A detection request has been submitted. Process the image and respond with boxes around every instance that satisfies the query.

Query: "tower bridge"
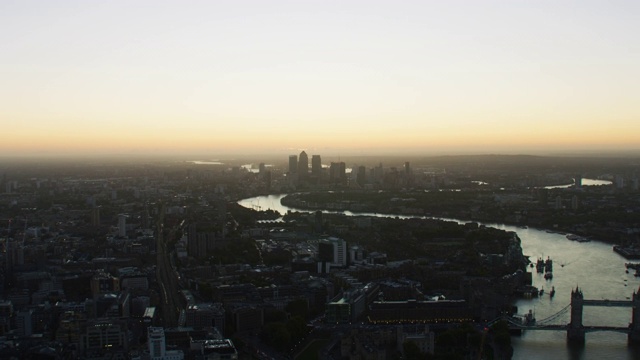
[567,286,640,344]
[491,286,640,345]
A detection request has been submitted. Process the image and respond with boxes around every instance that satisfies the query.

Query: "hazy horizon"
[2,1,639,156]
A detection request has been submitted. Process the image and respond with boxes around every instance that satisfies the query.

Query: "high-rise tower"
[311,155,322,177]
[288,155,298,174]
[298,151,308,179]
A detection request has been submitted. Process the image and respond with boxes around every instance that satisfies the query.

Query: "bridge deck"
[583,299,633,307]
[509,324,631,334]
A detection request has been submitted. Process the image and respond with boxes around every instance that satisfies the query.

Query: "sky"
[1,0,639,157]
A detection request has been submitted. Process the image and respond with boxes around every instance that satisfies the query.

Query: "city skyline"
[2,1,640,157]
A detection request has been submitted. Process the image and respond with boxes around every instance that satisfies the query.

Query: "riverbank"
[238,193,640,359]
[276,191,630,246]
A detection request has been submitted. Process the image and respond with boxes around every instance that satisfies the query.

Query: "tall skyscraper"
[289,155,298,174]
[298,151,309,178]
[311,155,322,177]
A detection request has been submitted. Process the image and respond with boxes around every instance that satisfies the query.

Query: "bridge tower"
[630,286,640,344]
[567,286,585,344]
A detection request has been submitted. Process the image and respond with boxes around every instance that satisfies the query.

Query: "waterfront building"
[555,196,562,210]
[368,299,472,324]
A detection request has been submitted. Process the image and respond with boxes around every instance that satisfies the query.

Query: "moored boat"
[545,257,553,272]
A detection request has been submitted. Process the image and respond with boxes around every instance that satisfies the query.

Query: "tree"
[286,299,309,320]
[403,341,425,360]
[262,322,291,351]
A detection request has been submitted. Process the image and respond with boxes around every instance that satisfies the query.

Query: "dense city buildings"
[0,154,639,358]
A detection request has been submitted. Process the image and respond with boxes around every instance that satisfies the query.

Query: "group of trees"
[261,299,310,352]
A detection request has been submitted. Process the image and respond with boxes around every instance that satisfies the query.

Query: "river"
[238,194,639,359]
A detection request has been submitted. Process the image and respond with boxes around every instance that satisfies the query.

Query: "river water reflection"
[238,194,638,359]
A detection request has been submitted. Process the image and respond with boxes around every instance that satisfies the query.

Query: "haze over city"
[2,0,640,157]
[3,3,640,357]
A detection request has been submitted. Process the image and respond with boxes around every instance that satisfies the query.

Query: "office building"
[318,237,348,272]
[118,214,128,238]
[311,155,322,177]
[16,309,33,337]
[83,319,128,355]
[90,271,120,298]
[148,326,184,360]
[298,151,308,178]
[199,339,238,360]
[186,303,225,333]
[356,166,366,187]
[330,162,346,184]
[288,155,298,174]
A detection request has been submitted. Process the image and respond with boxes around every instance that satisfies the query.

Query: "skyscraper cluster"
[287,151,329,185]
